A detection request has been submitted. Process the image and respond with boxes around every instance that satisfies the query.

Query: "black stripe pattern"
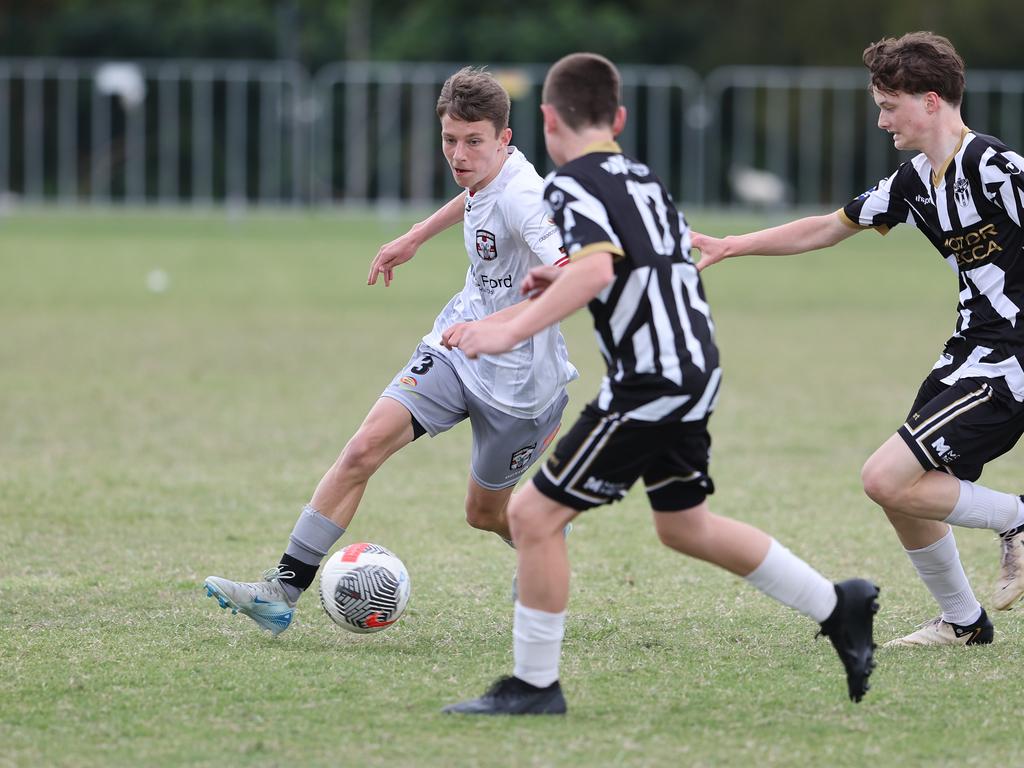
[843,131,1024,400]
[543,150,720,423]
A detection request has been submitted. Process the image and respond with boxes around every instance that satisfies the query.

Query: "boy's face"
[440,115,511,193]
[872,87,931,151]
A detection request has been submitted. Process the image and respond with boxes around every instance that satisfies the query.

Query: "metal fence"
[2,57,1024,209]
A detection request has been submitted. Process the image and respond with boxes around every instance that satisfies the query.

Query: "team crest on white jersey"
[953,177,971,207]
[475,229,497,261]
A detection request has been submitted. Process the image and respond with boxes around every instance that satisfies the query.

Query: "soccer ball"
[319,543,411,633]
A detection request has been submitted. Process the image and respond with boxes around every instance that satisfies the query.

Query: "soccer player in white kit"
[203,67,577,636]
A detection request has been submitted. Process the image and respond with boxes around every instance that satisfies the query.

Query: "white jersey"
[423,147,578,418]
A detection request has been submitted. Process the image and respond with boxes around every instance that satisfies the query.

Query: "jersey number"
[410,354,435,375]
[626,180,674,256]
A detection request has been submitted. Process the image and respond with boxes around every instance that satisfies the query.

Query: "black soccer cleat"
[442,676,567,715]
[817,578,880,703]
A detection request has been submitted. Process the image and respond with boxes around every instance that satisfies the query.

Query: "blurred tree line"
[1,0,1022,71]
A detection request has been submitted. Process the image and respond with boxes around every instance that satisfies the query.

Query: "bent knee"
[335,434,388,479]
[655,510,711,554]
[465,500,502,531]
[507,500,564,544]
[861,457,904,508]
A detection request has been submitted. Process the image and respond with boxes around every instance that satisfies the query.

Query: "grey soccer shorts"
[899,372,1024,481]
[382,343,568,490]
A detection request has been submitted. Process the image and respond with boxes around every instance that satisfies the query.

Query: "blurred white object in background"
[729,165,789,207]
[146,269,170,294]
[95,62,146,110]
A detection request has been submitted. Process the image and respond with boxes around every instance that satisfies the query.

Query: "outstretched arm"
[367,192,466,286]
[691,212,860,271]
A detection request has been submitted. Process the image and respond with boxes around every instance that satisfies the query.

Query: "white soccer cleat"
[203,567,297,636]
[883,609,993,647]
[993,525,1024,611]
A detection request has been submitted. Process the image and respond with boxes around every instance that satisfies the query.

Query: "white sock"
[905,528,981,626]
[945,480,1022,534]
[743,538,838,624]
[512,601,565,688]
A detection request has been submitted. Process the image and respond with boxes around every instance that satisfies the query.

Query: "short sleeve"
[842,167,915,235]
[544,172,625,261]
[502,181,568,266]
[980,148,1024,229]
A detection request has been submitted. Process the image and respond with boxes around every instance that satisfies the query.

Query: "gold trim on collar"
[931,126,971,187]
[581,140,622,155]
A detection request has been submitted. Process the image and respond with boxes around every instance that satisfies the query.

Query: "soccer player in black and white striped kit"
[444,52,879,715]
[694,32,1024,647]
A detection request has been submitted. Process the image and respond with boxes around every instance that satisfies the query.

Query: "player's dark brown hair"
[542,53,620,130]
[863,32,965,106]
[436,67,510,134]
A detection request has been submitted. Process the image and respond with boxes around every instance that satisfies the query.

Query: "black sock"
[278,553,319,592]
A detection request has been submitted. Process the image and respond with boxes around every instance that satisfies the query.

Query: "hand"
[520,264,563,298]
[441,321,472,350]
[368,232,420,287]
[449,322,518,359]
[690,231,729,272]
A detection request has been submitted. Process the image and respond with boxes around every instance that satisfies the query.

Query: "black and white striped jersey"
[841,129,1024,401]
[543,141,720,424]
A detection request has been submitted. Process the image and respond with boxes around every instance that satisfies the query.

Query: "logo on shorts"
[510,443,537,472]
[399,376,417,387]
[931,436,959,463]
[476,229,497,261]
[582,476,628,499]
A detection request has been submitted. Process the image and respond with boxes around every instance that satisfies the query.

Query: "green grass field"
[2,210,1022,767]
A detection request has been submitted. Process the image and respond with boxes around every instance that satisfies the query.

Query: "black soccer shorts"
[531,402,715,512]
[898,373,1024,481]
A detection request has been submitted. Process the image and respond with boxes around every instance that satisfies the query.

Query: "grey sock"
[285,504,346,565]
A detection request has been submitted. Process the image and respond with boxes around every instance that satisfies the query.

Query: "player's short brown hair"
[863,32,965,106]
[436,67,510,135]
[542,52,620,131]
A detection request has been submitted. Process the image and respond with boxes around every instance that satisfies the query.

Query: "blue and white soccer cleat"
[203,567,297,636]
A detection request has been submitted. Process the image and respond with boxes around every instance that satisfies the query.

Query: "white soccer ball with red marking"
[319,543,411,634]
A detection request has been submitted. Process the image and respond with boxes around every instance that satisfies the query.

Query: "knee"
[507,500,549,546]
[507,500,529,539]
[861,456,905,509]
[655,512,708,555]
[656,525,691,554]
[333,432,387,483]
[465,497,503,532]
